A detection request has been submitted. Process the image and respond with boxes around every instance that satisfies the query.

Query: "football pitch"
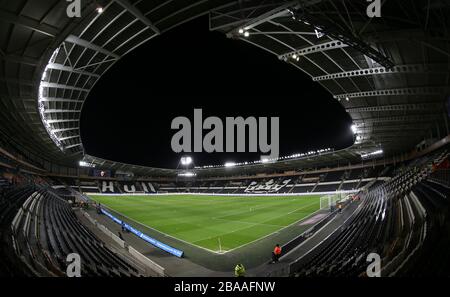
[89,194,321,252]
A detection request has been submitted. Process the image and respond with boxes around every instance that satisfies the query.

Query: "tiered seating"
[313,183,339,192]
[6,186,144,277]
[0,185,36,276]
[323,171,345,182]
[347,168,364,180]
[290,149,448,277]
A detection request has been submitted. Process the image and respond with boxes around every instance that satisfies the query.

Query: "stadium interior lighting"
[351,124,358,134]
[244,31,250,37]
[360,149,384,159]
[96,7,104,14]
[39,46,64,151]
[238,28,244,34]
[178,172,196,177]
[180,156,193,166]
[79,161,95,168]
[346,97,350,101]
[261,157,271,163]
[194,148,333,169]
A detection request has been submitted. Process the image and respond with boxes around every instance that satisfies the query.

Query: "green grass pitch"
[89,194,321,252]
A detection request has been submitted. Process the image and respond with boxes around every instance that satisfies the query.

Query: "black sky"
[80,16,353,169]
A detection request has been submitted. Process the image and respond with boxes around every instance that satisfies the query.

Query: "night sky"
[80,16,353,169]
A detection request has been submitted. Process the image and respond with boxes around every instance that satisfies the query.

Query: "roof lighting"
[79,161,95,168]
[178,172,196,177]
[360,149,383,159]
[261,157,271,163]
[193,148,333,169]
[39,46,64,151]
[180,156,193,166]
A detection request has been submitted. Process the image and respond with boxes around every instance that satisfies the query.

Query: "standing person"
[234,263,245,277]
[271,244,282,263]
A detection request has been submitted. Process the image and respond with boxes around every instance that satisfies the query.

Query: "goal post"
[320,193,344,210]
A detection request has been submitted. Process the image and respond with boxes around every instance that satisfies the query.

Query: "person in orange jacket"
[271,244,282,263]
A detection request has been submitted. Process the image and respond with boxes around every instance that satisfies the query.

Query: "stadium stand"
[1,142,449,277]
[0,177,147,276]
[1,0,450,278]
[289,149,449,277]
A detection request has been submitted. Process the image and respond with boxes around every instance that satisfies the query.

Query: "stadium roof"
[0,0,449,175]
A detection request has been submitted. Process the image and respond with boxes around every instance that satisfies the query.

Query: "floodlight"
[178,172,196,177]
[79,161,95,168]
[261,157,270,163]
[224,162,236,168]
[180,156,193,166]
[96,7,104,14]
[244,31,250,37]
[238,28,244,34]
[360,149,383,159]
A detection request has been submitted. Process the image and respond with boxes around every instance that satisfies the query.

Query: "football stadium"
[1,0,450,282]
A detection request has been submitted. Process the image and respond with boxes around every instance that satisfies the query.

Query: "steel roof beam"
[335,87,447,100]
[279,40,348,60]
[313,64,437,82]
[113,0,160,34]
[43,109,81,114]
[232,2,293,32]
[354,114,440,124]
[46,63,100,78]
[59,135,80,141]
[38,97,81,103]
[1,55,39,66]
[65,143,82,149]
[347,103,443,113]
[40,82,89,92]
[65,35,120,59]
[46,119,79,124]
[0,9,58,37]
[52,127,79,133]
[356,126,430,133]
[0,77,36,87]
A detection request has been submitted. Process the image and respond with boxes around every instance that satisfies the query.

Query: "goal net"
[320,193,344,210]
